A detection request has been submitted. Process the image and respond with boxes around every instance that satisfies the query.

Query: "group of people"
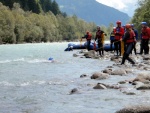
[82,20,150,65]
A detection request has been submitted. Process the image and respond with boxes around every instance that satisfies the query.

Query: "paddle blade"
[121,41,124,56]
[93,42,96,50]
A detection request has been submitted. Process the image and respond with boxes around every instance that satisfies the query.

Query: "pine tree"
[51,0,61,15]
[27,0,41,13]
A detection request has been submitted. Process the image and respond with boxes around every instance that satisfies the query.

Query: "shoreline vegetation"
[0,0,150,45]
[0,1,116,45]
[0,2,98,44]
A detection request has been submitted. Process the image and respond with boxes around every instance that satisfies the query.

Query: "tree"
[51,0,61,15]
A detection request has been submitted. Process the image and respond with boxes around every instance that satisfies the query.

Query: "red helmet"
[116,21,121,24]
[125,24,131,29]
[86,31,89,34]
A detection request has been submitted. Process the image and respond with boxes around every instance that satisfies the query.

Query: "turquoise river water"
[0,43,150,113]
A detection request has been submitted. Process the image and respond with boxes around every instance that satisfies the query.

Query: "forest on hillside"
[0,0,148,44]
[0,0,62,15]
[0,1,98,44]
[0,0,115,44]
[131,0,150,32]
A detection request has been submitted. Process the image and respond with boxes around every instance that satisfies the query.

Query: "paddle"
[93,41,96,50]
[121,40,125,56]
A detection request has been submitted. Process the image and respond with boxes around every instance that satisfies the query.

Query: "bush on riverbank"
[0,2,98,44]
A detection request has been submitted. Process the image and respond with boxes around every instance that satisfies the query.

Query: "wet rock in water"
[111,69,126,76]
[107,66,113,68]
[137,84,150,90]
[143,55,150,60]
[80,74,88,78]
[73,54,78,57]
[91,72,109,80]
[107,84,121,89]
[115,105,150,113]
[125,68,134,74]
[102,68,112,75]
[138,63,146,68]
[143,66,150,71]
[79,50,86,54]
[84,50,97,58]
[69,88,78,94]
[133,72,150,83]
[93,83,107,89]
[118,81,127,84]
[122,91,136,95]
[110,56,119,61]
[131,81,144,86]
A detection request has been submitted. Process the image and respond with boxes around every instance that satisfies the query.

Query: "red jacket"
[86,34,92,40]
[141,27,150,39]
[126,30,135,43]
[114,27,124,40]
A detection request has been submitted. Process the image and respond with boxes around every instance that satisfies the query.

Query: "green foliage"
[0,3,99,44]
[131,0,150,32]
[0,0,61,15]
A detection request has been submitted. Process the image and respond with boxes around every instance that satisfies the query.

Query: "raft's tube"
[65,42,115,51]
[68,43,86,49]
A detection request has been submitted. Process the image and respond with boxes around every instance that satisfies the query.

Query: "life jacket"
[96,30,103,40]
[86,34,92,40]
[141,27,150,39]
[126,30,135,43]
[114,27,124,40]
[110,31,115,41]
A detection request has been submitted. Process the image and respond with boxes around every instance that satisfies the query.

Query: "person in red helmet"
[114,21,124,56]
[82,31,92,51]
[140,22,150,54]
[121,24,135,65]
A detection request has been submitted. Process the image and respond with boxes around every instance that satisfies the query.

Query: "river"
[0,43,150,113]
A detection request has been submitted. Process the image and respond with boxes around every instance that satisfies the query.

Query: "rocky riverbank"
[71,47,150,113]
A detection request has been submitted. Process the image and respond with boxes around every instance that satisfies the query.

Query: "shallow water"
[0,43,150,113]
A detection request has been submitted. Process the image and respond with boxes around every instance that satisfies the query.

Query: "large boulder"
[143,55,150,60]
[133,72,150,82]
[84,50,97,58]
[93,83,107,89]
[116,105,150,113]
[111,69,126,75]
[91,72,109,80]
[102,68,112,75]
[125,68,134,74]
[137,84,150,90]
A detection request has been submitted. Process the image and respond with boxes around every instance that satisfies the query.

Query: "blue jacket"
[132,29,138,40]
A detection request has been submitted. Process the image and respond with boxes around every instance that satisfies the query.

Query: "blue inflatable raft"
[64,42,115,51]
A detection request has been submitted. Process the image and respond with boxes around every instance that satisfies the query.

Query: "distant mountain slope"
[55,0,131,26]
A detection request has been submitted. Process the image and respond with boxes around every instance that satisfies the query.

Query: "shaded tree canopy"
[0,0,61,15]
[131,0,150,31]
